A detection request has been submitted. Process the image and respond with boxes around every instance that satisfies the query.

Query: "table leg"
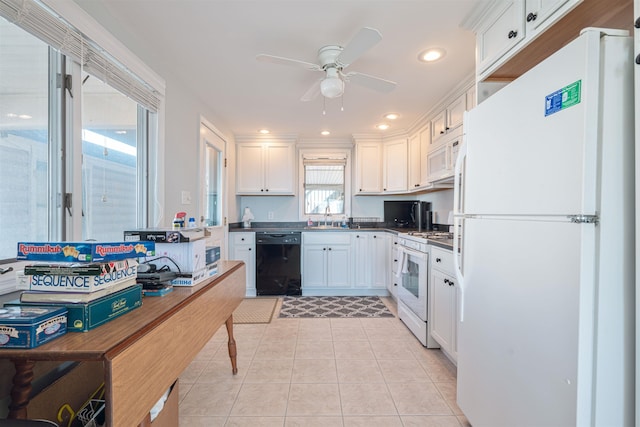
[225,315,238,375]
[8,359,35,419]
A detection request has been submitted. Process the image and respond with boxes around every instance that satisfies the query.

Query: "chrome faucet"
[324,205,332,226]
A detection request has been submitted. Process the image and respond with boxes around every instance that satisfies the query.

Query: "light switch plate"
[181,190,191,204]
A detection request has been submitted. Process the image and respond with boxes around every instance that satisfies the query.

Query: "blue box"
[6,285,143,332]
[17,241,155,262]
[0,306,67,348]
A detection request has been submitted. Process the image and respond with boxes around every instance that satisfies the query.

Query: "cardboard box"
[170,264,217,287]
[0,306,67,348]
[150,381,178,427]
[16,241,155,262]
[151,239,206,273]
[124,227,205,243]
[6,284,143,332]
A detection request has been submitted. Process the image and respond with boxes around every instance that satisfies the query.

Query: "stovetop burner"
[406,231,453,240]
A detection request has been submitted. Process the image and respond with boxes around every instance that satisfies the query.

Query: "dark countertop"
[229,223,454,250]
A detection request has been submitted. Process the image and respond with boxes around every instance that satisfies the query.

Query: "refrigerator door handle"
[453,130,467,322]
[453,125,467,216]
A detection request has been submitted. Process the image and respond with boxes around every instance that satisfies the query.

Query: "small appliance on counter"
[383,200,432,230]
[242,207,254,228]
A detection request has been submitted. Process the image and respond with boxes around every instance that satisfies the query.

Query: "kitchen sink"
[304,225,348,230]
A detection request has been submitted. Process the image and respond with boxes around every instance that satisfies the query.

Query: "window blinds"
[0,0,162,112]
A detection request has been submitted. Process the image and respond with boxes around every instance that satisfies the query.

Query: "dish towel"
[396,249,408,278]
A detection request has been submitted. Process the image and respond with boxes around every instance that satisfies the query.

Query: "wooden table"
[0,260,246,427]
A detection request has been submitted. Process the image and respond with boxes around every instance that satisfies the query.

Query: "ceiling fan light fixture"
[320,76,344,99]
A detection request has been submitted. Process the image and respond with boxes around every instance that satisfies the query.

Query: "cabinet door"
[302,245,327,287]
[431,110,447,146]
[430,269,453,351]
[525,0,575,32]
[236,144,264,194]
[383,138,408,193]
[446,94,466,132]
[370,233,389,289]
[408,133,422,190]
[355,143,382,193]
[327,245,351,288]
[419,124,431,186]
[234,245,256,295]
[353,233,371,288]
[466,86,476,111]
[477,1,525,74]
[264,144,295,194]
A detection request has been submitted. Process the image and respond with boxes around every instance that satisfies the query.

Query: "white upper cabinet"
[409,123,433,191]
[476,1,526,75]
[382,138,408,193]
[236,141,295,195]
[432,93,467,146]
[473,0,582,80]
[525,0,578,32]
[354,142,383,194]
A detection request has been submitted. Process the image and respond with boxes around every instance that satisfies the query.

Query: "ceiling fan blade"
[344,71,397,93]
[336,27,382,67]
[256,54,322,71]
[300,78,322,102]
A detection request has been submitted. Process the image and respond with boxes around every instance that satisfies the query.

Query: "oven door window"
[402,259,420,298]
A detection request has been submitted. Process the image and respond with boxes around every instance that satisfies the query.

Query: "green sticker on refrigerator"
[545,80,581,116]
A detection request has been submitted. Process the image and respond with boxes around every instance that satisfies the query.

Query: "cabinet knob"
[328,247,332,251]
[383,188,387,191]
[436,258,441,263]
[444,278,449,284]
[450,280,455,286]
[526,12,537,22]
[323,247,326,251]
[265,189,269,192]
[261,189,264,192]
[439,130,445,134]
[241,238,244,241]
[636,53,640,65]
[508,30,518,39]
[248,248,252,251]
[356,235,360,238]
[359,188,363,191]
[373,235,377,239]
[635,16,640,28]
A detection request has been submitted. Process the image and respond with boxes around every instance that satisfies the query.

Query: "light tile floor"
[178,298,471,426]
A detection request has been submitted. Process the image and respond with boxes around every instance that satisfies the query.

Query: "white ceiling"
[72,1,485,140]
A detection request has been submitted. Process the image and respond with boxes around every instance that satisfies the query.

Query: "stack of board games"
[6,241,155,332]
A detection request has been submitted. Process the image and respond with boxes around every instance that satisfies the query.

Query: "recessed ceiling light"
[6,113,17,118]
[258,129,270,134]
[384,113,399,120]
[321,130,330,136]
[418,48,446,63]
[115,130,127,134]
[18,114,32,119]
[376,123,390,131]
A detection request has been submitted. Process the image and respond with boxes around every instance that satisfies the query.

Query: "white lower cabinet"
[353,232,389,290]
[429,245,458,363]
[229,232,256,296]
[302,232,352,291]
[302,231,392,295]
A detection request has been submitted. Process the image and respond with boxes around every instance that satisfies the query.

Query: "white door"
[199,119,226,257]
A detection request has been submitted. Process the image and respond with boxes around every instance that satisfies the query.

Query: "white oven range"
[396,232,449,347]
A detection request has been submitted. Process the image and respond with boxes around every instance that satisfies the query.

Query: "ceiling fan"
[256,27,397,101]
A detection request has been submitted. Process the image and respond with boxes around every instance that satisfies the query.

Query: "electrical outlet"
[181,190,191,205]
[268,211,274,220]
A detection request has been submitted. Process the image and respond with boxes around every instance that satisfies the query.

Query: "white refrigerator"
[454,28,635,426]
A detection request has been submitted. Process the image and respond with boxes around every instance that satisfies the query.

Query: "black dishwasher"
[255,231,302,296]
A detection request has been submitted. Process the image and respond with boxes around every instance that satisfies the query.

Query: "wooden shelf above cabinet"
[486,0,633,81]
